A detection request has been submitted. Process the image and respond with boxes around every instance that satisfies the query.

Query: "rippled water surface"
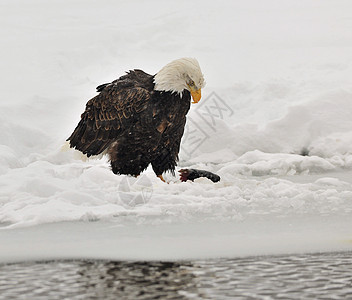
[1,252,352,299]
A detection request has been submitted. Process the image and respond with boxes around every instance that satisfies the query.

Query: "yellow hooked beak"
[189,87,201,104]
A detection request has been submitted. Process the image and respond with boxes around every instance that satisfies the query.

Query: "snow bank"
[1,0,352,259]
[184,89,352,161]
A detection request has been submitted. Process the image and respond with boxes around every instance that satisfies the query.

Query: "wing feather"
[67,85,151,157]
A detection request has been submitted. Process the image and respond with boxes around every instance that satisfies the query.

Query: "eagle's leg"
[151,148,176,183]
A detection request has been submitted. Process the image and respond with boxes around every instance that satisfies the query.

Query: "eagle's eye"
[188,79,195,87]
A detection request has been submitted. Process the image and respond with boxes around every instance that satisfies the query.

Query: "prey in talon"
[179,169,221,183]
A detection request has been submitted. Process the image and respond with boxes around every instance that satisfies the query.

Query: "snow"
[1,0,352,262]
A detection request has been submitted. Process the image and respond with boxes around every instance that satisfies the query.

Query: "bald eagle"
[67,58,205,182]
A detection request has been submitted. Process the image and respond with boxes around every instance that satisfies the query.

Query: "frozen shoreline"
[1,213,352,263]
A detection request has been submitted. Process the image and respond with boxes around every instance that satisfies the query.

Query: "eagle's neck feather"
[153,68,187,95]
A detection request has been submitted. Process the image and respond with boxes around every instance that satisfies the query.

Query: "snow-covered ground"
[1,0,352,262]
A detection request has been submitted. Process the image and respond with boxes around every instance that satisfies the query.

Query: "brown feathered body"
[67,70,191,177]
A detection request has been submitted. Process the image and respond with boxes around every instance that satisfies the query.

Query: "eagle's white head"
[154,58,205,103]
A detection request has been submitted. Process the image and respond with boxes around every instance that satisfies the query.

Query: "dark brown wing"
[67,85,151,157]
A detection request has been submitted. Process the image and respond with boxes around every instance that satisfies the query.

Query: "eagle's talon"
[157,175,166,183]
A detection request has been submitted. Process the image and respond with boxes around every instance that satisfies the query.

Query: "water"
[1,252,352,299]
